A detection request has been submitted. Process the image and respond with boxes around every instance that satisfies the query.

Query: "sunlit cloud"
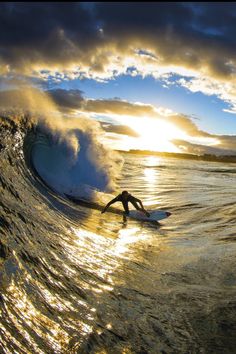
[101,123,139,137]
[1,2,236,112]
[178,76,236,114]
[173,138,236,156]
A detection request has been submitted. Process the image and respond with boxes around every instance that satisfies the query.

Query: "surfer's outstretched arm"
[135,198,150,217]
[101,197,119,213]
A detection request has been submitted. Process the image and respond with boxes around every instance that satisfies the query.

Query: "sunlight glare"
[122,117,188,152]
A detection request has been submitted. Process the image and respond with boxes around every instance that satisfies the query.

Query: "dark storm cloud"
[0,2,101,69]
[95,2,192,33]
[0,2,96,47]
[96,2,236,78]
[1,2,236,82]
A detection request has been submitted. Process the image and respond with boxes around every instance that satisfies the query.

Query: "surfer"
[101,190,150,217]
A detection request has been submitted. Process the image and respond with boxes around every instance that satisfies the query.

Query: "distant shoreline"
[117,149,236,163]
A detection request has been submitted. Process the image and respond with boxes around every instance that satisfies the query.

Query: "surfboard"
[127,210,171,222]
[65,193,123,214]
[65,194,171,222]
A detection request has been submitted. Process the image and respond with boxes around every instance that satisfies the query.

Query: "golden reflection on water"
[144,156,162,167]
[4,279,71,353]
[2,248,101,352]
[142,156,162,206]
[71,226,151,284]
[144,167,157,184]
[113,227,146,257]
[2,223,159,353]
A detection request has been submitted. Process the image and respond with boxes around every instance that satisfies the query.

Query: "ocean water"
[1,114,236,354]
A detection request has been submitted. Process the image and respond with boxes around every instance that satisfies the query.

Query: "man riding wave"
[101,190,150,217]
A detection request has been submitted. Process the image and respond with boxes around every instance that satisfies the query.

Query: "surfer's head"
[121,190,129,197]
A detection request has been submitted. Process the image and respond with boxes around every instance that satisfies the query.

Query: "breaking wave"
[1,109,236,353]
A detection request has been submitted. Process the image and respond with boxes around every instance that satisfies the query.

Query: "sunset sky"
[2,2,236,155]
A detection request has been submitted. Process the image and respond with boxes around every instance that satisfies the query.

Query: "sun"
[123,117,188,152]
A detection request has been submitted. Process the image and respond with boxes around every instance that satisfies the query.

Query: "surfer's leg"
[122,202,129,215]
[122,206,129,222]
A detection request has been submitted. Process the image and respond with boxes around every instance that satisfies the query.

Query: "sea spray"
[31,119,123,199]
[0,88,123,200]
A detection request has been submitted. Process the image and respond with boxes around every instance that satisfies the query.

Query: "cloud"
[165,114,212,138]
[1,2,236,85]
[0,3,100,71]
[0,86,224,138]
[0,2,236,113]
[173,137,236,156]
[178,76,236,113]
[45,89,206,134]
[44,89,163,118]
[101,123,139,137]
[216,135,236,151]
[1,86,236,155]
[40,89,221,141]
[47,89,84,111]
[84,98,160,117]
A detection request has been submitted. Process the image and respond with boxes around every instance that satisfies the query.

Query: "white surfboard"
[127,210,171,222]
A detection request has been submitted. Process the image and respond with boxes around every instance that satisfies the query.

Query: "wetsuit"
[105,193,142,215]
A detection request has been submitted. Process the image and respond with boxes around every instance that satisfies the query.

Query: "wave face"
[1,113,236,353]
